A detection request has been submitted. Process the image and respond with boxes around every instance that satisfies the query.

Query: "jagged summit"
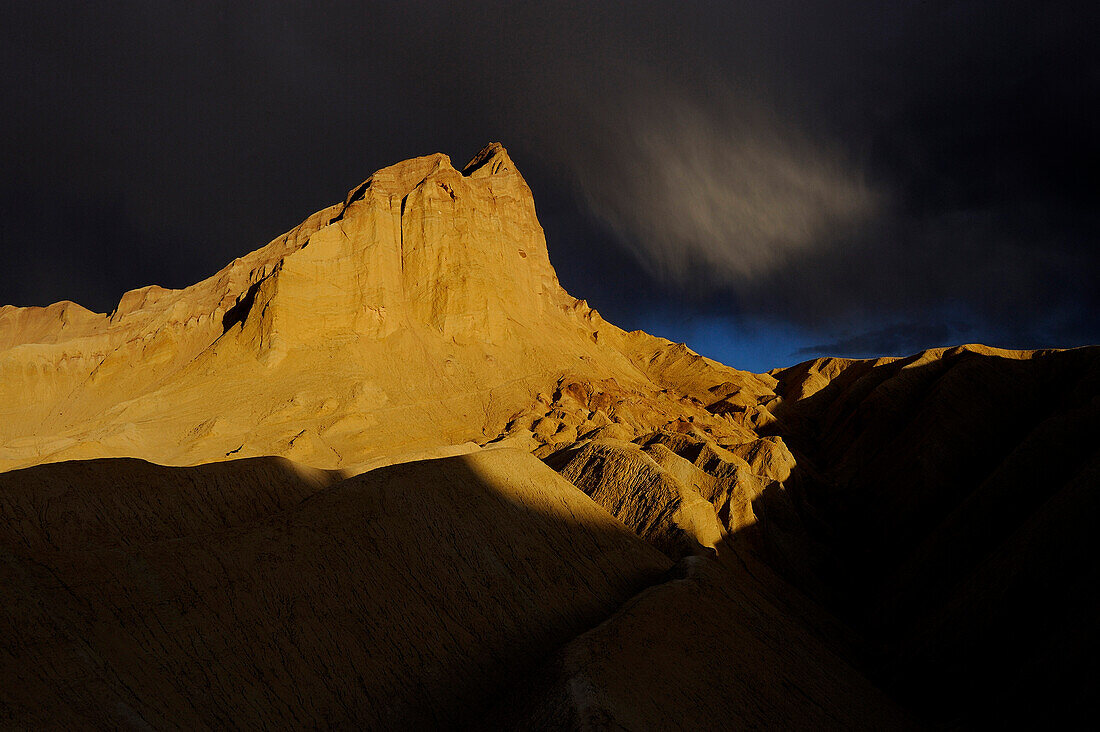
[224,141,564,358]
[0,144,774,471]
[463,141,516,177]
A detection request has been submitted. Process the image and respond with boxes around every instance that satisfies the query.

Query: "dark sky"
[2,1,1096,371]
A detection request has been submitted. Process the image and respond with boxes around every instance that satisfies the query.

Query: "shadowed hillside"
[0,449,910,728]
[1,450,673,727]
[763,345,1100,725]
[1,146,1096,727]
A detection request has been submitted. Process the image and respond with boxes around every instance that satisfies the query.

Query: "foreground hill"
[764,344,1100,724]
[1,449,671,727]
[1,449,912,728]
[1,145,1097,726]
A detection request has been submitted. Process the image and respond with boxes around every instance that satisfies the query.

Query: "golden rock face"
[0,144,773,472]
[2,144,1097,728]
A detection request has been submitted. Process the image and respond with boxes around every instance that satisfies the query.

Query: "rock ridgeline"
[2,144,1096,727]
[0,143,774,473]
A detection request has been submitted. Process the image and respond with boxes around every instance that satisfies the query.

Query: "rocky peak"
[463,142,516,178]
[230,143,565,360]
[0,143,769,472]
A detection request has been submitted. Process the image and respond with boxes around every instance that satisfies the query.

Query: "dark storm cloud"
[1,1,1096,363]
[792,322,963,359]
[508,1,1099,348]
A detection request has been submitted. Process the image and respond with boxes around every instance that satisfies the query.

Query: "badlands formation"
[2,144,1097,728]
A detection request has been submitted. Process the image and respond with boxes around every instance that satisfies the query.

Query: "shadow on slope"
[0,449,670,728]
[484,552,914,730]
[513,432,913,728]
[761,345,1100,725]
[0,455,342,552]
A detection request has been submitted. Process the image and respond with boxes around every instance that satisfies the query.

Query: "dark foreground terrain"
[2,147,1097,727]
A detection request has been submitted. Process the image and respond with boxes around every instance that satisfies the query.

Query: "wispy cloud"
[551,75,879,287]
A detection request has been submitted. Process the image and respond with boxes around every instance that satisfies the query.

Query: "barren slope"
[0,449,672,728]
[764,344,1100,724]
[0,144,772,473]
[2,144,1096,727]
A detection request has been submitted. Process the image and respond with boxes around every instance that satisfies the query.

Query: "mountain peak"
[229,142,561,354]
[463,142,514,177]
[0,144,781,473]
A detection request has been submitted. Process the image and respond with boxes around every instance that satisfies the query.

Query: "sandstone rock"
[3,142,1096,728]
[558,438,725,559]
[0,145,768,474]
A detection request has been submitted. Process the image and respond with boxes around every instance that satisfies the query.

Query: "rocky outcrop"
[557,438,727,559]
[0,144,767,473]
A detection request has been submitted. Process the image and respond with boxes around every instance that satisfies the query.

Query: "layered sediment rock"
[3,144,1096,727]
